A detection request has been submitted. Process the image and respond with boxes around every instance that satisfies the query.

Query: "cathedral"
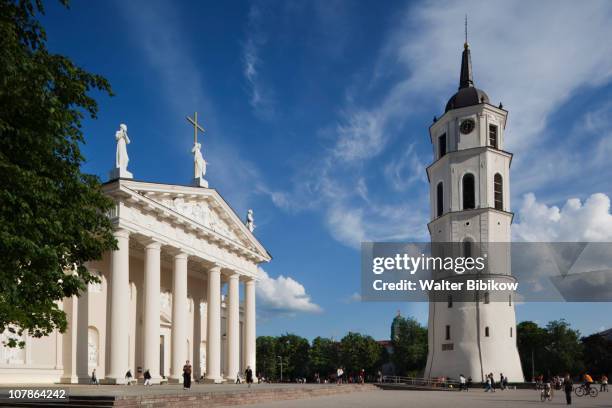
[424,40,524,382]
[0,122,271,384]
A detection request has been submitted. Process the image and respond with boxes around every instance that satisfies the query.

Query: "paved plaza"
[243,388,612,408]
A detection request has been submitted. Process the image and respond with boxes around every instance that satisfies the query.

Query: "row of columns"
[106,229,256,384]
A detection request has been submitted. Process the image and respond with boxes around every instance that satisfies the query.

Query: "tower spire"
[459,15,473,89]
[465,14,468,48]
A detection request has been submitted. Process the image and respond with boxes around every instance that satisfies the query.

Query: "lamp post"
[276,355,285,383]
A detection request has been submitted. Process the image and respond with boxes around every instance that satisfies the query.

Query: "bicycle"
[540,385,553,402]
[575,384,599,398]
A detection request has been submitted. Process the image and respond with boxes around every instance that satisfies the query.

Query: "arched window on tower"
[494,173,503,210]
[462,173,475,210]
[445,325,451,340]
[463,239,473,258]
[485,326,490,337]
[436,182,444,217]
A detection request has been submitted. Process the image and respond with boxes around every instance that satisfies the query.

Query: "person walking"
[143,369,152,386]
[467,376,472,391]
[484,374,491,392]
[564,374,573,405]
[336,367,344,385]
[183,360,192,390]
[459,374,466,391]
[245,365,253,388]
[601,374,608,392]
[499,373,505,390]
[490,373,496,392]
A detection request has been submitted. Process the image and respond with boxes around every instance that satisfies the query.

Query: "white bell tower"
[423,40,524,382]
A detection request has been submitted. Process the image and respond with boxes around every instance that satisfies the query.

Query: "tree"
[391,316,428,376]
[517,321,547,380]
[543,320,583,375]
[517,320,584,378]
[256,336,278,379]
[309,337,339,378]
[277,333,310,380]
[0,0,115,347]
[581,332,612,377]
[339,332,383,375]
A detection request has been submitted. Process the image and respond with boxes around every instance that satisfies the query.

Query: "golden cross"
[186,112,205,145]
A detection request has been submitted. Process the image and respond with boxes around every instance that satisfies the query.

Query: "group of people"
[90,361,255,389]
[334,367,366,384]
[533,372,608,405]
[484,372,507,392]
[458,374,473,391]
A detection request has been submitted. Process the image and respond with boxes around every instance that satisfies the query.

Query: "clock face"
[460,119,475,134]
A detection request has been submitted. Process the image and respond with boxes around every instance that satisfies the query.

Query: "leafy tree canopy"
[0,0,115,347]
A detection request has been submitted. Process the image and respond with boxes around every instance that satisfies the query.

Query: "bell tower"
[423,39,524,382]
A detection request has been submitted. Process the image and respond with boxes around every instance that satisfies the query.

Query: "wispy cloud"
[242,4,275,119]
[115,1,267,213]
[265,0,612,248]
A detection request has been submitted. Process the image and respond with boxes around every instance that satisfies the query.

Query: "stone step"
[0,384,376,407]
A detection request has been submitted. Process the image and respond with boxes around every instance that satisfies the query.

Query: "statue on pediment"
[110,123,133,179]
[246,209,255,232]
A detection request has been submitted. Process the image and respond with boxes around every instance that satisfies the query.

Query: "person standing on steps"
[183,360,192,390]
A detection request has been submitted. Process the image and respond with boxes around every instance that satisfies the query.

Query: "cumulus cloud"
[513,193,612,242]
[256,268,322,315]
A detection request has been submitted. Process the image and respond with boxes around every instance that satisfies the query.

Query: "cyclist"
[584,373,593,392]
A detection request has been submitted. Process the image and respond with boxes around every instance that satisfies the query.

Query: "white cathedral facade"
[424,42,524,382]
[0,124,270,384]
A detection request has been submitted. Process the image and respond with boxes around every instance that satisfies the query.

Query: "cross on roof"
[186,112,205,145]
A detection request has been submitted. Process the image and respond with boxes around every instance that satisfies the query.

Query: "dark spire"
[459,15,473,89]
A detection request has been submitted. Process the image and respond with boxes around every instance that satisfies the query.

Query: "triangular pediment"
[106,180,270,262]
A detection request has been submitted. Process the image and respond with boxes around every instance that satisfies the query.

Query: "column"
[170,252,188,382]
[143,241,161,383]
[205,265,222,382]
[244,278,256,379]
[107,229,130,383]
[226,273,240,381]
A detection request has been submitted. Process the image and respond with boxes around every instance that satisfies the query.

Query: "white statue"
[110,123,133,179]
[246,209,255,232]
[115,124,130,170]
[192,142,207,178]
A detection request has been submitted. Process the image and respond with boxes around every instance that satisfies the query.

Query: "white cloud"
[513,193,612,242]
[256,268,322,315]
[242,4,275,118]
[344,292,362,303]
[384,144,427,192]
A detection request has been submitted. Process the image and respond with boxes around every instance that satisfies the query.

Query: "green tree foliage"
[391,316,428,376]
[544,320,584,375]
[517,321,547,380]
[517,320,584,378]
[277,333,311,380]
[309,336,339,377]
[339,332,382,375]
[0,0,115,347]
[581,332,612,377]
[256,336,278,379]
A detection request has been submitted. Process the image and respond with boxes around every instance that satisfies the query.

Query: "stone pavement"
[241,388,612,408]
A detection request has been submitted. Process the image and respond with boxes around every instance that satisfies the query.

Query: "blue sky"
[42,0,612,339]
